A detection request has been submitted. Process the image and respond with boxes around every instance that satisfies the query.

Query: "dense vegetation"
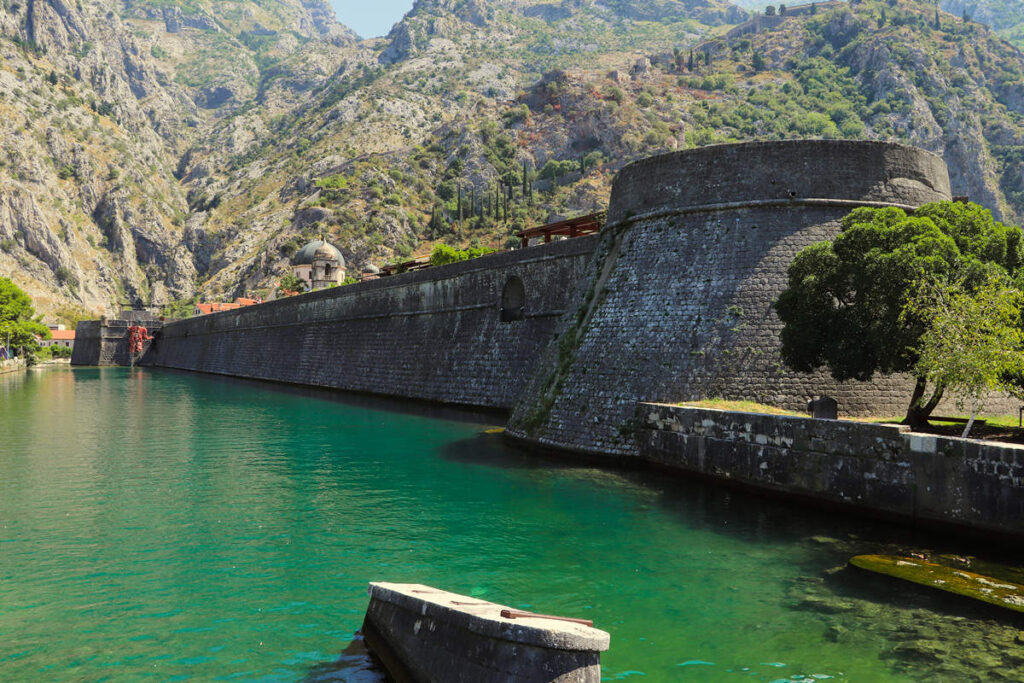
[776,201,1024,430]
[0,277,50,361]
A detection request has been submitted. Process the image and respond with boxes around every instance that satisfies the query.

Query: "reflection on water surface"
[0,367,1021,682]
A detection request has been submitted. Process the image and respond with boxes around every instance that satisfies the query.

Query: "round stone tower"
[507,140,953,457]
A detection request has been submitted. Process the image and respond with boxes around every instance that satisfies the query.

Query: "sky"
[330,0,415,38]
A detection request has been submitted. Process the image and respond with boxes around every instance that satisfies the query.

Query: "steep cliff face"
[5,0,1024,322]
[0,0,355,317]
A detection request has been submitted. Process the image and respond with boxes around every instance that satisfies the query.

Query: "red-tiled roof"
[50,329,75,340]
[194,298,261,315]
[195,302,242,315]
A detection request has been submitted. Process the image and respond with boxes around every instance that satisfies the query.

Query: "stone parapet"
[636,403,1024,540]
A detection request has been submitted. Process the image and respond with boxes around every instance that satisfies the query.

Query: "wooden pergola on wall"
[515,212,605,248]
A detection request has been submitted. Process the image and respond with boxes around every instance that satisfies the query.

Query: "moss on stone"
[850,554,1024,614]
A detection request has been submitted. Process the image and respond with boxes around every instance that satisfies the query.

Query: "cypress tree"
[457,184,463,222]
[522,160,529,197]
[688,50,694,71]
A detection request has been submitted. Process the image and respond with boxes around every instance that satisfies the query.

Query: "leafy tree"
[429,243,496,266]
[277,274,307,296]
[774,202,1024,428]
[161,295,199,319]
[752,51,767,72]
[907,273,1024,437]
[0,277,49,359]
[765,5,776,17]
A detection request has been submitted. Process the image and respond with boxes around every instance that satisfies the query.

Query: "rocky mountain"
[4,0,1024,322]
[735,0,1024,49]
[0,0,358,318]
[938,0,1024,46]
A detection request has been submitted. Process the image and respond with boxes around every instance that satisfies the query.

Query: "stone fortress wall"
[76,140,1016,454]
[505,140,1000,457]
[137,236,597,409]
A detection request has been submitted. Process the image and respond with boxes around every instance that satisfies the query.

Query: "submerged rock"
[849,554,1024,615]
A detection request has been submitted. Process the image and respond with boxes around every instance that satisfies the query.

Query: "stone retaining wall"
[140,236,597,410]
[0,357,26,375]
[637,404,1024,540]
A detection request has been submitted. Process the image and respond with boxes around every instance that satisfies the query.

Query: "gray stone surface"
[139,237,597,409]
[505,140,1002,457]
[637,403,1024,540]
[72,318,162,366]
[363,582,607,683]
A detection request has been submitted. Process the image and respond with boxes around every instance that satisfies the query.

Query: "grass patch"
[678,399,802,416]
[861,413,1024,443]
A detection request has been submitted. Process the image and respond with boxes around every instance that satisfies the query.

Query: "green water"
[1,368,1021,682]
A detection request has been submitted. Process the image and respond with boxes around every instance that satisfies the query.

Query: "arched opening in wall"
[500,276,526,322]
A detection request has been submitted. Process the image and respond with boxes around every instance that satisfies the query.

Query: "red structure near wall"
[516,213,604,248]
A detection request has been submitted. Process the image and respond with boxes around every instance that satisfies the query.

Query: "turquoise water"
[1,367,1021,682]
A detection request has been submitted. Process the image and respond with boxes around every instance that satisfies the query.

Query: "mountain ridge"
[4,0,1024,323]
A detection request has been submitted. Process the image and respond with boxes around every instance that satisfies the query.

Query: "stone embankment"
[0,357,26,375]
[637,404,1024,540]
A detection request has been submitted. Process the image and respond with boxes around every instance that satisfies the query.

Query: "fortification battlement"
[507,139,970,457]
[607,140,952,225]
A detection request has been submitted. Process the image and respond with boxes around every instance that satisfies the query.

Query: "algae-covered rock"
[849,554,1024,615]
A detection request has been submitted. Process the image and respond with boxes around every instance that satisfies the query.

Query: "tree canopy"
[277,274,307,296]
[907,273,1024,436]
[774,201,1024,426]
[429,243,495,266]
[0,277,49,357]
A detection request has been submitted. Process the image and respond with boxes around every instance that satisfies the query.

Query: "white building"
[291,238,345,291]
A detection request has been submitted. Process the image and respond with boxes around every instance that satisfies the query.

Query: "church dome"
[292,238,344,267]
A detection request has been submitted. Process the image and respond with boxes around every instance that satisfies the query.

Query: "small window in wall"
[500,276,526,322]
